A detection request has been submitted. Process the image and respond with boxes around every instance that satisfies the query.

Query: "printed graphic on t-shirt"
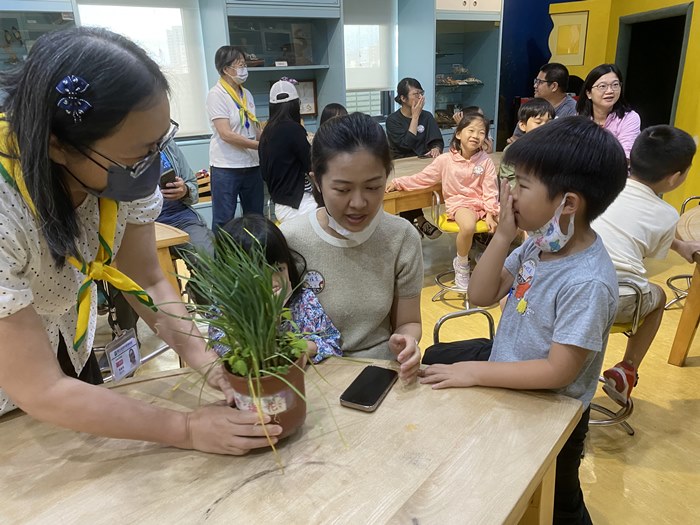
[303,270,325,294]
[417,124,425,134]
[511,258,537,315]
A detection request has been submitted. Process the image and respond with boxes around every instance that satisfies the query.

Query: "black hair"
[450,112,490,152]
[214,46,246,76]
[310,112,392,206]
[630,125,697,183]
[539,63,569,92]
[503,116,628,222]
[319,103,348,126]
[518,98,555,122]
[394,77,423,105]
[219,215,306,301]
[576,63,632,119]
[260,96,302,151]
[0,26,169,267]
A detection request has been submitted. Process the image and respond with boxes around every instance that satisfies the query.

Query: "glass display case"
[228,17,328,68]
[0,10,75,72]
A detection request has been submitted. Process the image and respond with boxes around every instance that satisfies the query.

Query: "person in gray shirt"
[509,62,578,142]
[420,117,628,525]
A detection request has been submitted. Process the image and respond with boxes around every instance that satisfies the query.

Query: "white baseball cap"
[269,80,299,104]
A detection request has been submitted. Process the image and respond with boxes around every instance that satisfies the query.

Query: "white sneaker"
[453,257,470,290]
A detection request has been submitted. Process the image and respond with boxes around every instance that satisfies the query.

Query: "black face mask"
[75,151,162,202]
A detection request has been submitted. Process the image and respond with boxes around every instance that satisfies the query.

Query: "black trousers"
[56,334,104,385]
[423,340,593,525]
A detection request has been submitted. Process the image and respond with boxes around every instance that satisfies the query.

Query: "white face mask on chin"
[326,208,383,247]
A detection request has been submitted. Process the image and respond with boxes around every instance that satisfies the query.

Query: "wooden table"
[154,222,189,293]
[0,359,582,524]
[383,152,503,215]
[668,205,700,366]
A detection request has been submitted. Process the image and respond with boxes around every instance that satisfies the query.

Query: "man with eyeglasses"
[508,63,577,143]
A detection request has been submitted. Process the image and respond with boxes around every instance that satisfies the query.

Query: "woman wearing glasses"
[576,63,640,158]
[0,28,281,454]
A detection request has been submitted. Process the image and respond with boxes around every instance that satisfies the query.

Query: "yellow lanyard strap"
[0,134,156,351]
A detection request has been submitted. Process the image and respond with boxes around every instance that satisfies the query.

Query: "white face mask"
[527,195,575,253]
[326,208,383,247]
[227,66,248,84]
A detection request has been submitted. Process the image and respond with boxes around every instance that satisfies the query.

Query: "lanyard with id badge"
[103,286,142,382]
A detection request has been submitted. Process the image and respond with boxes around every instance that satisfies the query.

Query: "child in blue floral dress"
[209,214,341,363]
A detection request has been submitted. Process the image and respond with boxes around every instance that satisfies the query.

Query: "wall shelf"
[248,65,330,71]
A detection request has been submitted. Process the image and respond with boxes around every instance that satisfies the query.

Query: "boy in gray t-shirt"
[420,117,628,525]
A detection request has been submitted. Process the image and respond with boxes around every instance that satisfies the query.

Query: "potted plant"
[187,231,309,441]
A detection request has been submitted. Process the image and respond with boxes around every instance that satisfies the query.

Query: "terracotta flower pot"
[225,358,306,440]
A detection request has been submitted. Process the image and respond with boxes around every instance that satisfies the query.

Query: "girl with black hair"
[259,80,315,223]
[0,27,280,454]
[212,215,341,361]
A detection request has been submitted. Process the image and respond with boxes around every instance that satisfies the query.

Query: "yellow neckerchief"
[0,118,156,351]
[218,78,259,131]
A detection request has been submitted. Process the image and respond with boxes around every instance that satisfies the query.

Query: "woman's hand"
[206,363,237,406]
[485,212,498,233]
[161,177,188,201]
[496,179,518,243]
[429,146,442,158]
[385,180,398,192]
[411,95,425,119]
[183,403,283,455]
[388,333,421,383]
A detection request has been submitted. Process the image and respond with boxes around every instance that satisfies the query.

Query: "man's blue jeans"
[210,165,264,231]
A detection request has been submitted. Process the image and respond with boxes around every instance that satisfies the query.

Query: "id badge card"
[105,328,141,382]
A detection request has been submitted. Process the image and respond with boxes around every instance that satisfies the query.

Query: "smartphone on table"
[339,365,398,412]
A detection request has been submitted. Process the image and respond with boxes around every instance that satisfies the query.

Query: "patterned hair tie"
[55,75,92,123]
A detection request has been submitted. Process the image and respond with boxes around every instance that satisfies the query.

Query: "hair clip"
[55,75,93,123]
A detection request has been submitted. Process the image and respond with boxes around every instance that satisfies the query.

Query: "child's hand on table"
[419,362,479,389]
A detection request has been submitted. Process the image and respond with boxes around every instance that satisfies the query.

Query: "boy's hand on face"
[418,362,479,389]
[496,179,518,242]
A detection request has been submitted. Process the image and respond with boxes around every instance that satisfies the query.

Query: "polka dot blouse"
[0,177,163,415]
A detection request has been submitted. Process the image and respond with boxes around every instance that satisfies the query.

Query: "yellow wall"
[549,0,612,79]
[550,0,699,210]
[607,0,699,210]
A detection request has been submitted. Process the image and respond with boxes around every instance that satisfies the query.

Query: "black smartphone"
[159,171,177,189]
[339,365,398,412]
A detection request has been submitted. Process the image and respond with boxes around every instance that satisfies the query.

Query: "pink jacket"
[393,149,499,219]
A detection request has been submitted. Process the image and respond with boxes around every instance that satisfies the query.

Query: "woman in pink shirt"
[386,113,499,289]
[576,63,640,159]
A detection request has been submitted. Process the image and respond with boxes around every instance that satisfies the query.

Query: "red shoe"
[602,361,636,406]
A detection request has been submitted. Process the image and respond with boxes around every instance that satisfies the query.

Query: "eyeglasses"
[88,119,179,178]
[533,78,552,86]
[591,81,622,93]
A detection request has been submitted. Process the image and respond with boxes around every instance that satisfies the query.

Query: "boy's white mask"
[527,195,575,253]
